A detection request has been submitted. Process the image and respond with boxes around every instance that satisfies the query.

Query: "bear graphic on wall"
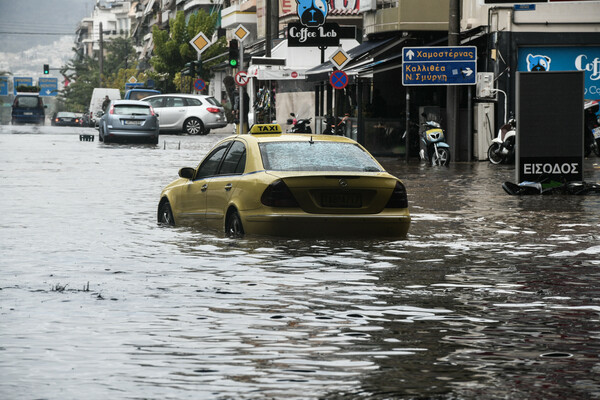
[296,0,328,27]
[527,54,551,71]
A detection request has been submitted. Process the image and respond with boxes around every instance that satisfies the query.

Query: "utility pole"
[240,41,245,133]
[447,0,460,161]
[99,22,104,88]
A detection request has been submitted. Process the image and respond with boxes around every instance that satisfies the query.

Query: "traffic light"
[193,60,202,76]
[43,64,49,74]
[228,40,239,68]
[184,62,193,76]
[184,61,202,76]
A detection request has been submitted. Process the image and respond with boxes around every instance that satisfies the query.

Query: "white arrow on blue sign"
[402,46,477,86]
[38,77,58,97]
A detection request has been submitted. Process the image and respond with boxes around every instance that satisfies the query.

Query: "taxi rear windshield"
[259,141,383,172]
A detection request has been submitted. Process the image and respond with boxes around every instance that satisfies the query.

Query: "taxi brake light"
[385,181,408,208]
[261,180,299,207]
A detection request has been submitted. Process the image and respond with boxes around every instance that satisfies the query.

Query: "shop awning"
[247,65,308,80]
[249,38,359,81]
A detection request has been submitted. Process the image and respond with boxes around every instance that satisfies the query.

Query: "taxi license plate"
[123,120,142,126]
[321,193,362,208]
[593,127,600,139]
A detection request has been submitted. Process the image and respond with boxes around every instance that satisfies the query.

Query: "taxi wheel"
[158,200,175,226]
[226,209,244,237]
[184,118,204,135]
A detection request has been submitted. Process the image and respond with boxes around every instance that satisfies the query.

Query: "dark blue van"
[12,94,46,125]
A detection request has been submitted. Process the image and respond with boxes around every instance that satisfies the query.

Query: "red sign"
[235,71,249,86]
[329,70,348,90]
[291,71,298,78]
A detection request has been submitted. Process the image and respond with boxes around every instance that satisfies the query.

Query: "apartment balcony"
[364,0,449,35]
[221,2,257,29]
[184,0,215,11]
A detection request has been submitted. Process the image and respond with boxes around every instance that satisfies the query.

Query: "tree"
[59,51,99,113]
[59,37,140,112]
[104,37,137,73]
[151,10,226,92]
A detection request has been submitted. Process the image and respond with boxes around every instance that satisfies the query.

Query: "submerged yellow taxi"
[157,124,410,237]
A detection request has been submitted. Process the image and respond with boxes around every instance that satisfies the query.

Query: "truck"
[88,88,121,126]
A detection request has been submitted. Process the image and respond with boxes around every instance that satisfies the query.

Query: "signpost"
[125,82,144,89]
[13,77,33,94]
[194,78,206,92]
[189,32,211,55]
[329,70,348,90]
[0,77,8,96]
[329,48,351,70]
[235,71,249,87]
[235,25,250,133]
[402,46,477,86]
[38,77,58,97]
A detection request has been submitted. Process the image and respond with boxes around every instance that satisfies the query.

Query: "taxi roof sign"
[249,124,282,134]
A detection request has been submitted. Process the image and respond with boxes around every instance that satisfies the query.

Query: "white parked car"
[144,94,227,135]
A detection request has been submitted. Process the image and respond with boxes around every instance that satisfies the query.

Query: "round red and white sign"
[291,71,298,79]
[235,71,249,86]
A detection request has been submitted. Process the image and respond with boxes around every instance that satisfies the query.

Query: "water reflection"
[1,130,600,399]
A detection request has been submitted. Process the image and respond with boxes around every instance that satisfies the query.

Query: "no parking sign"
[329,70,348,90]
[194,78,206,92]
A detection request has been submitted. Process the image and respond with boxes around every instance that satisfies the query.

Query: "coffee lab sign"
[288,23,340,47]
[287,0,340,47]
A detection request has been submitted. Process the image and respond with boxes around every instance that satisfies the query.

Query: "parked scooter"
[584,99,600,157]
[419,117,451,166]
[287,113,312,133]
[488,118,517,164]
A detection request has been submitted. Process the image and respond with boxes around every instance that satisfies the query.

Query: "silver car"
[144,94,227,135]
[98,100,159,144]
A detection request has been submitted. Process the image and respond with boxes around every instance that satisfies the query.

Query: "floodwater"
[1,125,600,400]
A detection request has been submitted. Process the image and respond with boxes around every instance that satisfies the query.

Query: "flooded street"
[1,125,600,399]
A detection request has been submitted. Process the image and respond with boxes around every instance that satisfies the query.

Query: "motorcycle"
[419,119,451,166]
[322,114,349,136]
[584,99,600,157]
[488,118,517,165]
[287,113,312,133]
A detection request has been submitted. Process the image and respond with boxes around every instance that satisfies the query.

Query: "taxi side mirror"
[178,167,195,180]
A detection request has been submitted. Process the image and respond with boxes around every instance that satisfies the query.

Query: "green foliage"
[16,86,40,92]
[151,10,226,92]
[58,10,226,110]
[104,37,137,73]
[59,53,99,113]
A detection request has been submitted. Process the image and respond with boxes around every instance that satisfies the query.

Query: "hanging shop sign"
[287,22,340,47]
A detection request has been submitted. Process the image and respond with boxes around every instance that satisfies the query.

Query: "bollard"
[79,134,95,142]
[163,141,181,150]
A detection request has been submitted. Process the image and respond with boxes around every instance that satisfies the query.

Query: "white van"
[89,88,121,126]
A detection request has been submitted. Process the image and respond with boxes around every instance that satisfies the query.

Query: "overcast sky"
[0,0,95,80]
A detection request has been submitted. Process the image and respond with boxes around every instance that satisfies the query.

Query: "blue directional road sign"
[14,77,33,94]
[126,82,144,89]
[402,46,477,86]
[39,77,58,96]
[0,77,8,96]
